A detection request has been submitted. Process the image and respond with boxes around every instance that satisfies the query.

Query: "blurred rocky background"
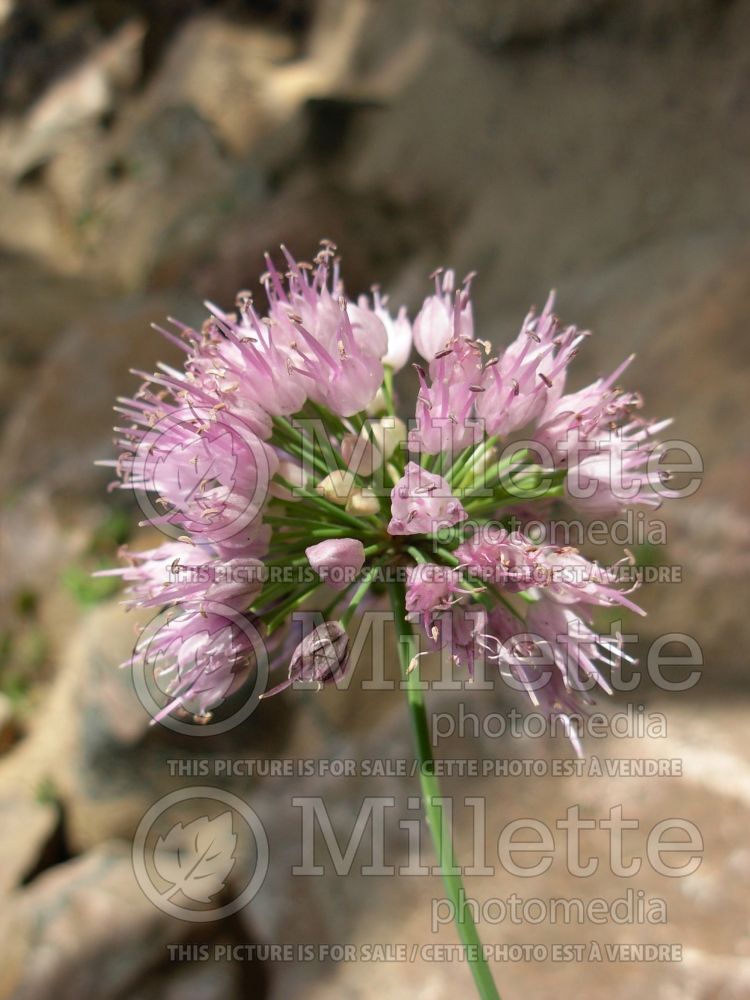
[1,1,749,998]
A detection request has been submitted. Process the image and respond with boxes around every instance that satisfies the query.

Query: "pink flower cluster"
[103,242,670,749]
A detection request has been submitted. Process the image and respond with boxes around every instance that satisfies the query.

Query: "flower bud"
[346,489,380,516]
[341,434,382,476]
[316,470,356,506]
[305,538,365,590]
[369,416,407,461]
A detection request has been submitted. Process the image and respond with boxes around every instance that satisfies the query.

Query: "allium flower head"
[103,241,672,751]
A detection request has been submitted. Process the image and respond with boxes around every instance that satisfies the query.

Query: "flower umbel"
[103,241,671,749]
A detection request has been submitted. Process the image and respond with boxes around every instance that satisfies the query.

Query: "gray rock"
[0,794,58,894]
[0,293,189,493]
[0,843,189,1000]
[0,20,144,183]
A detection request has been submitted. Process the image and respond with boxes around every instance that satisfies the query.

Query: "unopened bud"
[316,470,356,505]
[370,417,407,461]
[305,537,365,590]
[341,434,382,476]
[345,489,380,516]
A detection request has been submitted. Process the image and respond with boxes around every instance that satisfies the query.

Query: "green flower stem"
[277,492,378,534]
[348,410,366,433]
[263,514,380,538]
[382,365,395,415]
[466,484,564,518]
[261,545,386,630]
[292,491,367,526]
[459,470,539,504]
[264,526,367,542]
[437,447,454,478]
[320,590,347,620]
[456,442,527,492]
[457,458,550,508]
[340,565,378,628]
[435,546,460,566]
[445,444,476,487]
[253,573,313,611]
[263,581,322,634]
[388,581,501,1000]
[303,400,350,439]
[455,435,499,491]
[271,418,331,476]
